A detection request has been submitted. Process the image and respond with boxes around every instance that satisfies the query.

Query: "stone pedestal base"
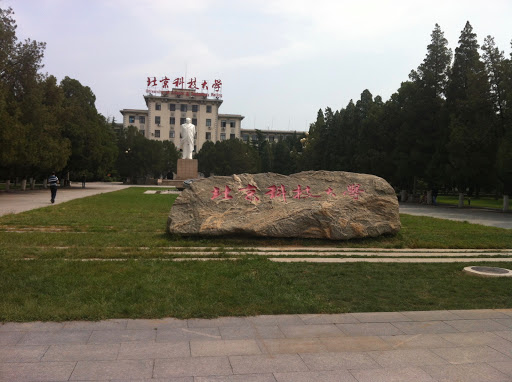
[176,159,198,180]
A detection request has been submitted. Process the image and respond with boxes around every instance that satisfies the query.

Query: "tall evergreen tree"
[482,35,509,135]
[410,24,452,98]
[446,21,495,193]
[408,24,452,188]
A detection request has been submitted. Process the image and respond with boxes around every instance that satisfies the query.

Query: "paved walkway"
[400,203,512,229]
[0,182,129,216]
[1,309,512,381]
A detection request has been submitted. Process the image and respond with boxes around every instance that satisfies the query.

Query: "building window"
[206,132,211,140]
[270,136,275,142]
[221,121,227,127]
[169,104,176,111]
[155,116,161,125]
[242,134,249,142]
[155,103,161,110]
[180,104,187,112]
[170,117,175,125]
[129,115,135,123]
[230,134,236,140]
[220,133,226,141]
[139,116,145,123]
[140,130,145,137]
[192,105,199,112]
[192,118,197,126]
[206,119,212,127]
[155,130,160,138]
[170,131,175,138]
[230,121,235,128]
[180,118,186,125]
[206,105,212,113]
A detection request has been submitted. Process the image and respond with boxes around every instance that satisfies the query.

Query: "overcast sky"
[4,0,512,131]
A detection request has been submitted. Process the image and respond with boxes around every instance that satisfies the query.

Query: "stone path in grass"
[159,247,512,264]
[1,309,512,381]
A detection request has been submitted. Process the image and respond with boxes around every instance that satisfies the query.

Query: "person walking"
[48,172,59,204]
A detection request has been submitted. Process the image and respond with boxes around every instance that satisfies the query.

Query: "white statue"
[180,117,196,159]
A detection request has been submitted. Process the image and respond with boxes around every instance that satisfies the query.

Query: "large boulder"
[167,171,400,240]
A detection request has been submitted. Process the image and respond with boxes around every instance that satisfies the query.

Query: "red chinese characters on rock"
[210,184,364,203]
[211,186,233,200]
[293,185,321,199]
[326,187,336,197]
[265,185,287,202]
[343,184,365,200]
[239,184,260,202]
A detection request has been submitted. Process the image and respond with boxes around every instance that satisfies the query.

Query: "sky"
[4,0,512,132]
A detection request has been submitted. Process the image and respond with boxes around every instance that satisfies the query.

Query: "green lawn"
[0,187,511,321]
[437,195,505,209]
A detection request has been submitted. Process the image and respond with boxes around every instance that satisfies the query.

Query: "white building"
[120,88,244,153]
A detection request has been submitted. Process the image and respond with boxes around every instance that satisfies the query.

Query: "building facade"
[241,129,305,143]
[120,89,244,153]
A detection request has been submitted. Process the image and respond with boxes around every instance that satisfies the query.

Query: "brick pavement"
[1,310,512,381]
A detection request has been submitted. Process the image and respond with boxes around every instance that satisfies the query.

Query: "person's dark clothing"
[48,174,59,203]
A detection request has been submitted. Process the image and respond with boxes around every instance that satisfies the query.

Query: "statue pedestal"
[176,159,198,180]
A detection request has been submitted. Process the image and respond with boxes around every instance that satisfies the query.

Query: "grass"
[437,195,505,209]
[1,259,511,321]
[0,187,511,321]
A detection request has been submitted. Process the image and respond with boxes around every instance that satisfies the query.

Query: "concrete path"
[400,203,512,230]
[1,309,512,381]
[0,182,130,216]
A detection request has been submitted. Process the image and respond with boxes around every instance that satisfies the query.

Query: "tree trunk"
[427,190,432,205]
[30,178,35,190]
[400,190,407,202]
[504,195,510,212]
[21,179,27,191]
[458,193,464,208]
[43,179,47,189]
[5,180,10,191]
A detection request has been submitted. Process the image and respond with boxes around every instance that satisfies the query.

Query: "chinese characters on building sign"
[211,184,364,202]
[146,76,222,98]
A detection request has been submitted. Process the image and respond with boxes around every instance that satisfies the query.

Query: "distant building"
[241,129,306,143]
[120,88,306,152]
[120,89,244,153]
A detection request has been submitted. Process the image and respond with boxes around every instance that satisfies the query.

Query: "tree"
[446,21,495,194]
[410,24,452,98]
[60,77,117,180]
[197,139,259,176]
[482,35,509,136]
[488,37,512,201]
[0,7,69,181]
[407,24,452,188]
